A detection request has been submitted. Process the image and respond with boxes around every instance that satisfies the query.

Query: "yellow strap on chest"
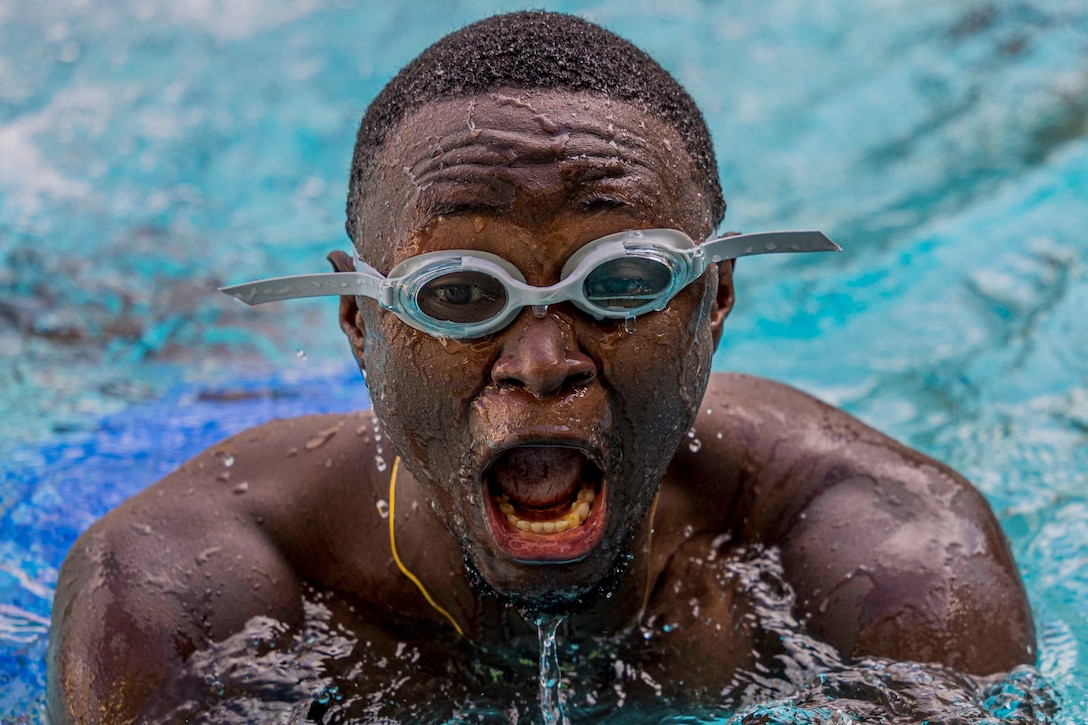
[389,455,465,636]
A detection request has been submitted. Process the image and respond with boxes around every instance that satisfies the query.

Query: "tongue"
[490,447,586,509]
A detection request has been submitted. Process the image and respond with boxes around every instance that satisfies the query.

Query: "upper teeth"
[495,486,596,534]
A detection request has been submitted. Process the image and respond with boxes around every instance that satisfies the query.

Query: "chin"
[461,542,634,619]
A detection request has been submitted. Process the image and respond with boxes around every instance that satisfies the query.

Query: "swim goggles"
[220,228,839,339]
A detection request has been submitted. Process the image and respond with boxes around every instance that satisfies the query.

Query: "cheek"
[595,296,714,438]
[364,311,495,474]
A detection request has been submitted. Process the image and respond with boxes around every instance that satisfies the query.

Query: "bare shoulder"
[680,372,994,535]
[95,409,389,580]
[48,410,387,724]
[663,372,1035,674]
[167,410,391,567]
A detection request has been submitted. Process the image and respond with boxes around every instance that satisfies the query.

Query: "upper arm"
[778,466,1035,674]
[47,487,304,724]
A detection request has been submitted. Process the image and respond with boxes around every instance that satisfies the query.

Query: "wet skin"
[48,89,1035,722]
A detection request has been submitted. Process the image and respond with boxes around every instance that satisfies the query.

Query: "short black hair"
[346,11,725,244]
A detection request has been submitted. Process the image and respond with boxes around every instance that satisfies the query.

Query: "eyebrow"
[414,174,517,217]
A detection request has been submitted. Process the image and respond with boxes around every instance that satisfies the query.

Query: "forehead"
[355,88,710,268]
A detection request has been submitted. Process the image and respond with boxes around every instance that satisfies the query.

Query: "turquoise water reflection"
[1,0,1085,721]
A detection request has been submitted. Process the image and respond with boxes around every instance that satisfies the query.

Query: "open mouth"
[483,446,607,563]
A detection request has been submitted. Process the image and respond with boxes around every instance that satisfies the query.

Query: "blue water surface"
[1,0,1085,721]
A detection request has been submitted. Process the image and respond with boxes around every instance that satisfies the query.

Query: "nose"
[490,311,597,398]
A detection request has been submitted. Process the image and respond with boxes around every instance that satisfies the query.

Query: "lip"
[480,437,608,564]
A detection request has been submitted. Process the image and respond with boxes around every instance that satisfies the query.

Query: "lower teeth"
[497,486,595,534]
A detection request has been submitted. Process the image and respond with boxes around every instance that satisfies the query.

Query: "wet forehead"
[356,88,707,269]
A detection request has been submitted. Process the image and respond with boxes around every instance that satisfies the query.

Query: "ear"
[328,250,367,367]
[709,259,735,349]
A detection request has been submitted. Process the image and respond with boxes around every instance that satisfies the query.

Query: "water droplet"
[305,426,339,450]
[232,482,249,495]
[688,437,702,453]
[203,673,225,697]
[376,499,389,519]
[716,431,723,439]
[683,524,694,538]
[296,349,307,359]
[375,455,387,473]
[623,317,637,334]
[532,304,549,319]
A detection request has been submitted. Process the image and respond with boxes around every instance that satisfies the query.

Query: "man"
[48,11,1034,723]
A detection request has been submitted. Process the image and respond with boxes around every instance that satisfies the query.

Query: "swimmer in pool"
[48,11,1035,722]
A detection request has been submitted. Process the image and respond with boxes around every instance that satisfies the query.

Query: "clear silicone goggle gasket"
[220,228,840,338]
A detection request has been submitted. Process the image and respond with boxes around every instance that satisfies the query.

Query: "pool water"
[1,0,1086,721]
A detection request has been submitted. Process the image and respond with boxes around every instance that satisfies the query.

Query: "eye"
[416,271,508,323]
[583,257,673,310]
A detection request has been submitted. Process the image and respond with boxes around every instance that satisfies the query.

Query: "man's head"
[346,11,725,255]
[337,12,733,615]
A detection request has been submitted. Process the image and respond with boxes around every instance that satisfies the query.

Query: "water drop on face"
[375,455,387,473]
[688,438,701,453]
[532,304,549,319]
[376,500,389,519]
[223,455,234,468]
[232,482,249,495]
[623,317,637,334]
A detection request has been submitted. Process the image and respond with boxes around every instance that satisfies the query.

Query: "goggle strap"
[702,230,841,264]
[219,230,841,307]
[219,271,383,306]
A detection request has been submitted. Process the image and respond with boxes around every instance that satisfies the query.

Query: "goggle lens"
[416,270,509,323]
[582,256,673,310]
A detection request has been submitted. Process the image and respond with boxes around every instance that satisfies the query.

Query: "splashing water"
[536,615,567,725]
[117,548,1059,723]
